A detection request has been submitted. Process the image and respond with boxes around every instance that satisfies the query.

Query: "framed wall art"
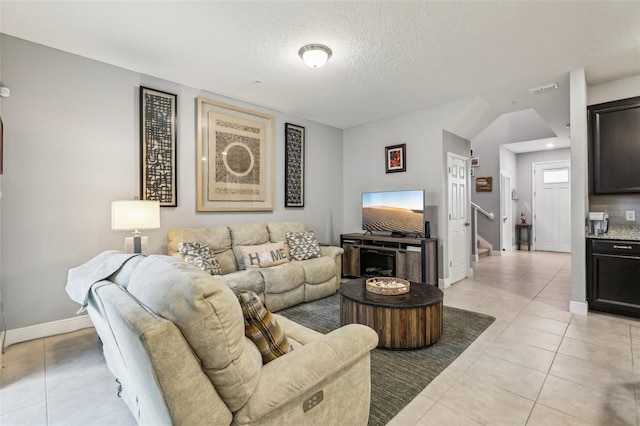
[196,97,274,211]
[284,123,305,207]
[476,176,493,192]
[140,86,177,207]
[385,143,406,173]
[470,157,479,167]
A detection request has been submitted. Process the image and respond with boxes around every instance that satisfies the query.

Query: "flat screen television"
[362,189,425,237]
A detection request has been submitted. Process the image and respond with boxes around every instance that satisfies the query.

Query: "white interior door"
[448,153,469,285]
[533,161,571,252]
[501,175,512,252]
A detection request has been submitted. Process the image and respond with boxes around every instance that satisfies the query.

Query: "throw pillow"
[285,231,322,261]
[237,290,293,364]
[177,240,222,275]
[239,242,289,270]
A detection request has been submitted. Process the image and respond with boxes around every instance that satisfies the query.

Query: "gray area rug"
[277,292,496,426]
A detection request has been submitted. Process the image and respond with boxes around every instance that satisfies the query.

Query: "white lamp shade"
[111,200,160,231]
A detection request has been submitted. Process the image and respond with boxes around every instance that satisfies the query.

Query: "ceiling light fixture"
[298,44,332,68]
[528,82,558,95]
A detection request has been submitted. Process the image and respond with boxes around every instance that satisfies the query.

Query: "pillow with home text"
[239,241,289,270]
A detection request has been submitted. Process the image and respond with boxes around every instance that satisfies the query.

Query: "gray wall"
[443,130,471,158]
[342,99,473,282]
[471,109,556,249]
[0,16,4,347]
[570,69,588,311]
[516,148,571,224]
[0,35,344,330]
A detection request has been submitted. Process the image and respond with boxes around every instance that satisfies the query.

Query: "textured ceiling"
[2,1,639,138]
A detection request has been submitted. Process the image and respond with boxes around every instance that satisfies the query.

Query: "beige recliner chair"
[84,254,378,425]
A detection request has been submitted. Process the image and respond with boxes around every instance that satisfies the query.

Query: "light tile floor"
[391,251,640,426]
[1,251,639,425]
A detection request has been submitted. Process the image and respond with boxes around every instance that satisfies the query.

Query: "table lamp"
[111,200,160,253]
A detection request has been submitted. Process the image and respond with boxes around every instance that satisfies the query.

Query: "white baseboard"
[438,278,450,289]
[569,300,588,316]
[4,315,94,349]
[440,269,477,288]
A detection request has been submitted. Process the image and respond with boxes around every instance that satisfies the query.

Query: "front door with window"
[533,160,571,252]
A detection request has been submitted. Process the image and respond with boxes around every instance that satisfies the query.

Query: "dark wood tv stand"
[340,233,438,286]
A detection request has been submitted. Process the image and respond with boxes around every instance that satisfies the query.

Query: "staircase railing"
[471,202,495,261]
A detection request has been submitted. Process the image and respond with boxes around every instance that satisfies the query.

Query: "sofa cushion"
[229,223,270,246]
[218,270,265,299]
[239,242,289,270]
[286,231,322,261]
[237,290,293,363]
[168,226,232,254]
[267,222,307,243]
[178,241,222,275]
[300,256,337,284]
[259,262,305,295]
[126,255,262,412]
[168,227,238,274]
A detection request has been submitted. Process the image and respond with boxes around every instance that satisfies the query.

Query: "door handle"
[464,223,470,226]
[503,216,508,222]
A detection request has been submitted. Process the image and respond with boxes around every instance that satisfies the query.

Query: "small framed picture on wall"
[385,143,406,173]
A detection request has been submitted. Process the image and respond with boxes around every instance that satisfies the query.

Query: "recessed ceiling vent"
[528,83,558,95]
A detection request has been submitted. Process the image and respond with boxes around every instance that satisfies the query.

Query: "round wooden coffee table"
[340,279,444,349]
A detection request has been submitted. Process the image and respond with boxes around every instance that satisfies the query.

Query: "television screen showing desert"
[362,206,424,234]
[362,190,424,234]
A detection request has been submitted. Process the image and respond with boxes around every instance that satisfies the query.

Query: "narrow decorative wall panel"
[140,86,177,206]
[285,123,305,207]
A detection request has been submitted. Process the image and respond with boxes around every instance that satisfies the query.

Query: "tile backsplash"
[589,194,640,225]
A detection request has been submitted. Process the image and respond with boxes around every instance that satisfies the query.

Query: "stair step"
[478,248,490,257]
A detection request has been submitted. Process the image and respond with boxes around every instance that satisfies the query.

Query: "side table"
[516,223,532,251]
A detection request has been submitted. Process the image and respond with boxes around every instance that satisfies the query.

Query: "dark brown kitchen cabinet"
[587,238,640,318]
[588,96,640,194]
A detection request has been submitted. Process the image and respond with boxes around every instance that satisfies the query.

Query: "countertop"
[586,224,640,241]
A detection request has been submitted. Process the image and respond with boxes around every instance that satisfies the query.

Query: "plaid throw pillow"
[177,240,222,275]
[237,291,293,364]
[285,231,322,261]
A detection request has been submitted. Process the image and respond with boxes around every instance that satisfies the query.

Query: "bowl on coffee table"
[365,277,410,295]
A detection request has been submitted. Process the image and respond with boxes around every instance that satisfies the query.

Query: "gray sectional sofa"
[167,222,344,312]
